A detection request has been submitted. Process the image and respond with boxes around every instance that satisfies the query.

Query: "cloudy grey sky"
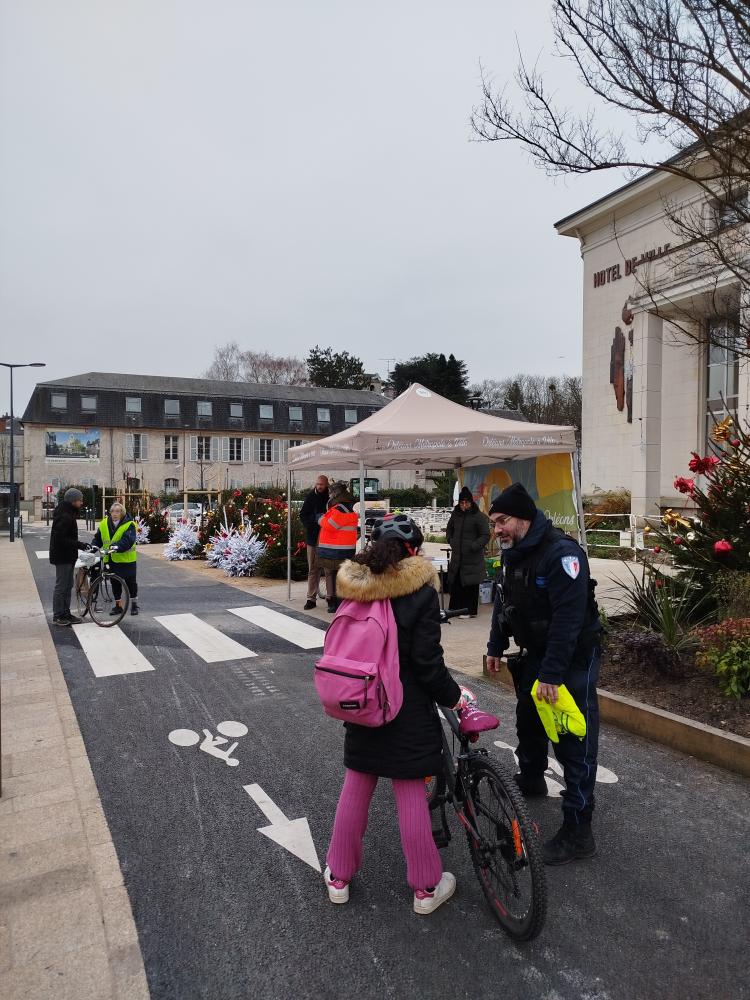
[1,1,621,415]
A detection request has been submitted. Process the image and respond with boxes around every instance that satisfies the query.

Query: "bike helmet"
[370,513,423,551]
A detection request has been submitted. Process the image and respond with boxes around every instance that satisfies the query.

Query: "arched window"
[164,478,179,494]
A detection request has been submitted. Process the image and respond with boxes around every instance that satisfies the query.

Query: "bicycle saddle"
[459,705,500,736]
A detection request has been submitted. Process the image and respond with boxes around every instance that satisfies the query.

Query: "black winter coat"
[49,501,86,565]
[446,504,490,588]
[299,487,329,545]
[335,557,462,779]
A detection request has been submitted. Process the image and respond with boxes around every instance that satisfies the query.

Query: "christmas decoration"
[655,415,749,583]
[220,530,266,577]
[164,523,203,561]
[134,515,150,545]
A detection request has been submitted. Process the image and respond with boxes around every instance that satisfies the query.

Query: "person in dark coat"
[299,475,329,609]
[324,514,462,915]
[445,486,490,617]
[49,488,88,626]
[485,483,602,866]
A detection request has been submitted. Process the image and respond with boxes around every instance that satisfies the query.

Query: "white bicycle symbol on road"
[493,739,619,796]
[168,720,249,767]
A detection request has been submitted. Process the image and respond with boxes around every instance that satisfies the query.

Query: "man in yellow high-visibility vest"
[91,502,139,615]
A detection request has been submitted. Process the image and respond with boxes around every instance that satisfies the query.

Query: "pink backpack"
[314,598,402,727]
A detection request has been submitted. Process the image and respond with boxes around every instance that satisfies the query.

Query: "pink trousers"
[326,768,443,891]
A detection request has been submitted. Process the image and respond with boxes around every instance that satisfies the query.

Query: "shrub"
[614,565,713,653]
[605,627,685,677]
[715,571,750,620]
[380,487,434,508]
[694,618,750,699]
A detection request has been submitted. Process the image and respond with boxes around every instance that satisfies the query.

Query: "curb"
[483,659,750,781]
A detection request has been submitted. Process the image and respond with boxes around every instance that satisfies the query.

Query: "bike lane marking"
[228,605,325,649]
[35,550,49,559]
[154,612,257,663]
[72,622,155,676]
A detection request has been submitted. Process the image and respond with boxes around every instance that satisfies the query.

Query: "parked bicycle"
[74,546,131,626]
[428,608,547,941]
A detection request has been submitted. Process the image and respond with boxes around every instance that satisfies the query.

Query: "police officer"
[485,483,601,865]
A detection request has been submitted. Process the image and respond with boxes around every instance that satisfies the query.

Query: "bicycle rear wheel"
[87,572,130,627]
[317,567,328,601]
[464,756,546,941]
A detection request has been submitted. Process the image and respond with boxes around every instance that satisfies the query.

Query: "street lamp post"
[1,362,46,542]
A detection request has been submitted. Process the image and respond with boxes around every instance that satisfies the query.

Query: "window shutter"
[272,439,281,464]
[281,440,289,464]
[140,434,149,461]
[211,436,219,462]
[125,433,134,461]
[190,436,198,462]
[253,438,260,463]
[242,437,250,463]
[221,437,230,462]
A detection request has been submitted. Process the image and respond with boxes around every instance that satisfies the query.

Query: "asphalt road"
[23,527,750,1000]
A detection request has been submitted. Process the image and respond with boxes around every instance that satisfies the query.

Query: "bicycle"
[74,546,131,627]
[427,608,547,941]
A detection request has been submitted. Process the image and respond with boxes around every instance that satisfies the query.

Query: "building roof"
[37,372,390,406]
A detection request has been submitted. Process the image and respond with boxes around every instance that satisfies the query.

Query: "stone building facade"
[20,372,415,512]
[556,169,750,515]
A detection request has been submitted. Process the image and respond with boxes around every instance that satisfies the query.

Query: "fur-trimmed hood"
[336,556,439,602]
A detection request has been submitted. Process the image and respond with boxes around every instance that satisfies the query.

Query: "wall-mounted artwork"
[609,308,634,423]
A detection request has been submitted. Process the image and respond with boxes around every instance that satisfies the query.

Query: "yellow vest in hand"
[531,680,586,743]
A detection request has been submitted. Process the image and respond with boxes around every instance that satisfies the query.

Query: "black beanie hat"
[489,483,537,522]
[458,486,474,503]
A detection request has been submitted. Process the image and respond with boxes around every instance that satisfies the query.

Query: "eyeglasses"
[491,515,514,527]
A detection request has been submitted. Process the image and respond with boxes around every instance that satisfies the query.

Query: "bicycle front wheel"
[87,572,130,627]
[464,756,547,941]
[74,568,90,619]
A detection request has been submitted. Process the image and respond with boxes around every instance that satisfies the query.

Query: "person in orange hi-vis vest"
[317,481,359,613]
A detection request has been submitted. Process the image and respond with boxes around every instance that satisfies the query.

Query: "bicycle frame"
[429,707,488,849]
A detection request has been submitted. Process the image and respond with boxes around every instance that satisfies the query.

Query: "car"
[166,502,203,525]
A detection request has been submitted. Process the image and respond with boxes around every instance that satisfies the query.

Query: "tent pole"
[287,469,293,600]
[571,450,587,551]
[358,460,366,552]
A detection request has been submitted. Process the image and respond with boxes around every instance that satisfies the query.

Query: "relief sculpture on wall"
[609,303,634,423]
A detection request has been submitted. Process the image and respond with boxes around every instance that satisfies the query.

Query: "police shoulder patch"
[561,554,580,579]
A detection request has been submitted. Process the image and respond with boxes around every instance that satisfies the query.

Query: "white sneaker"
[324,866,350,904]
[413,872,456,915]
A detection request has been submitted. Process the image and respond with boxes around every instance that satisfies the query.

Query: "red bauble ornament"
[674,536,683,546]
[714,539,733,555]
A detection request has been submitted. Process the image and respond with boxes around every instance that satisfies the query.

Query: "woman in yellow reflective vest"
[91,502,139,616]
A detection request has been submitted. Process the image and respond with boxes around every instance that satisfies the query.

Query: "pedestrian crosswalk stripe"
[35,551,49,559]
[155,613,257,663]
[228,606,325,649]
[73,622,155,677]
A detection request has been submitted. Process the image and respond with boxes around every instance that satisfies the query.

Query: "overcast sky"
[0,1,623,416]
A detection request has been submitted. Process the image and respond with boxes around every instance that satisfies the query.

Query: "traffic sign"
[45,484,53,494]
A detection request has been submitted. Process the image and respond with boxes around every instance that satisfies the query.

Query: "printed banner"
[45,428,101,463]
[461,454,578,533]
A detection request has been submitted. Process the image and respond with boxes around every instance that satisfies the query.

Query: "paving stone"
[0,800,83,851]
[0,923,9,974]
[0,834,88,885]
[7,885,107,966]
[0,944,114,1000]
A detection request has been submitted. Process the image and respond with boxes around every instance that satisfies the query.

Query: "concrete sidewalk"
[0,538,148,1000]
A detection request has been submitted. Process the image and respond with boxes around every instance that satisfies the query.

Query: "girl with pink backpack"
[321,514,463,915]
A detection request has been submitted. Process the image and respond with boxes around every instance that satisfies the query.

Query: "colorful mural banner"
[461,454,578,533]
[45,429,101,463]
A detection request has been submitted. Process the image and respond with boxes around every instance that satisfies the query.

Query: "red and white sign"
[44,484,53,494]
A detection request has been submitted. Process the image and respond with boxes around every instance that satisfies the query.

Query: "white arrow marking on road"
[243,783,321,873]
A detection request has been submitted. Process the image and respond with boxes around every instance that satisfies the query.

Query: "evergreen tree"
[391,352,469,403]
[654,416,750,582]
[307,346,368,389]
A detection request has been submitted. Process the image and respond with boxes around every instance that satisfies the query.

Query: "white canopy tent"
[284,383,583,597]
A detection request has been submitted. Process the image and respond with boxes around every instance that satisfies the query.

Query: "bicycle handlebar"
[438,608,469,623]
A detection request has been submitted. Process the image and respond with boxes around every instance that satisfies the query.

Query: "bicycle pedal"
[431,829,451,848]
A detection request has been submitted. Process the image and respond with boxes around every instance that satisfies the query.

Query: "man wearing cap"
[485,483,602,865]
[49,488,89,626]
